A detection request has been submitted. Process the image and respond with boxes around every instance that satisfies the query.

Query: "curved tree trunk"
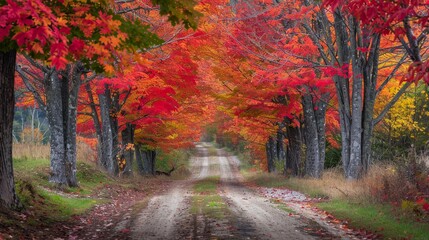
[0,50,20,209]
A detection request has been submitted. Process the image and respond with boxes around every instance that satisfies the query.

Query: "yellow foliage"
[375,80,429,139]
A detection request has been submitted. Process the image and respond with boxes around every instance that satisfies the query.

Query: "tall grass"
[13,142,96,162]
[13,143,50,159]
[286,165,400,202]
[245,164,422,203]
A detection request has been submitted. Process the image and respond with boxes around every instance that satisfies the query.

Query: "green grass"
[13,157,50,172]
[15,180,100,223]
[193,176,220,194]
[191,176,228,219]
[12,156,108,224]
[242,170,429,239]
[72,161,111,194]
[38,190,100,221]
[276,203,295,213]
[318,200,429,240]
[14,157,111,195]
[207,146,218,156]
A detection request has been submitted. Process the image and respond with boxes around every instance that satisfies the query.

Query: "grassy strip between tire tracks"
[191,176,228,219]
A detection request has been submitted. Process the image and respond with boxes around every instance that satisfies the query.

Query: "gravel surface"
[130,143,353,239]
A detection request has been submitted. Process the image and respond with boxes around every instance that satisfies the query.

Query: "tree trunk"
[315,93,328,174]
[121,123,135,176]
[44,65,81,187]
[109,91,120,176]
[0,49,20,209]
[64,64,82,186]
[136,146,156,176]
[302,91,321,178]
[142,149,156,175]
[265,136,276,173]
[45,69,68,186]
[284,119,301,176]
[99,87,115,175]
[276,128,286,171]
[85,83,103,166]
[347,17,364,179]
[31,104,36,143]
[135,144,144,175]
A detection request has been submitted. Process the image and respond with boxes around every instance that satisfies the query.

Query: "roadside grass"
[13,156,112,195]
[34,189,99,222]
[12,156,107,225]
[243,171,328,198]
[10,143,113,227]
[241,168,429,239]
[318,200,429,240]
[192,176,228,219]
[275,203,295,213]
[4,142,192,238]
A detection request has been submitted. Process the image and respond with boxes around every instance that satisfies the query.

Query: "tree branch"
[373,81,412,126]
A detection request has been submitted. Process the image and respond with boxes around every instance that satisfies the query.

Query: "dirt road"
[130,143,347,240]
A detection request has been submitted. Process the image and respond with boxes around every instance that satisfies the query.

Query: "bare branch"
[373,81,412,126]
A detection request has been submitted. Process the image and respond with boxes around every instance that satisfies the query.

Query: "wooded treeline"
[207,0,428,180]
[0,0,428,211]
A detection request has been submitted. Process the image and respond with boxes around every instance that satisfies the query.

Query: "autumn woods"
[0,0,429,222]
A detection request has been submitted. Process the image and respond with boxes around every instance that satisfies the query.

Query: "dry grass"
[285,165,401,203]
[13,143,50,159]
[245,164,404,203]
[13,142,96,162]
[284,162,429,205]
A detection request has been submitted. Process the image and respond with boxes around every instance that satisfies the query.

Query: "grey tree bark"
[135,144,145,175]
[135,144,156,175]
[304,7,421,179]
[85,83,103,167]
[142,149,156,175]
[121,123,135,176]
[276,127,286,170]
[302,91,322,178]
[17,60,85,187]
[265,136,276,173]
[0,50,20,209]
[109,90,120,175]
[44,64,82,187]
[284,118,301,176]
[99,86,116,175]
[97,86,122,176]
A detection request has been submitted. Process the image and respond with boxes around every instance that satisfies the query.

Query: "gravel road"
[131,143,346,240]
